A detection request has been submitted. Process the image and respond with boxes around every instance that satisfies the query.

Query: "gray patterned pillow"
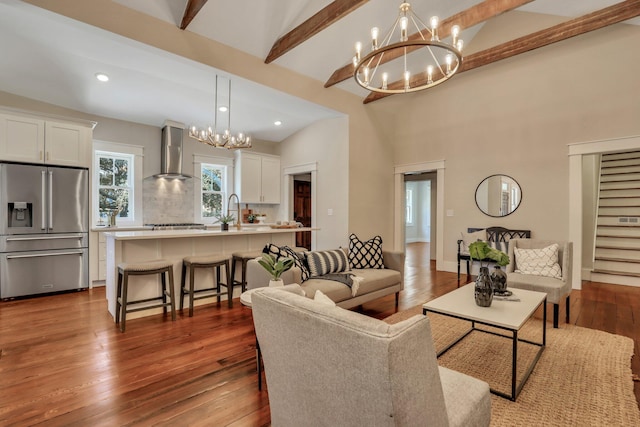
[263,244,310,282]
[306,249,349,277]
[349,234,384,269]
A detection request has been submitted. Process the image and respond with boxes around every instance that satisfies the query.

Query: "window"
[406,188,414,224]
[97,152,133,220]
[193,155,234,223]
[93,141,143,226]
[201,163,226,219]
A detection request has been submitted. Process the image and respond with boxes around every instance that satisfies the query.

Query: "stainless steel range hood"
[153,121,191,179]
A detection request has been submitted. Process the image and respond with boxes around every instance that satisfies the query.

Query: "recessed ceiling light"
[218,106,228,112]
[274,120,282,126]
[95,73,109,82]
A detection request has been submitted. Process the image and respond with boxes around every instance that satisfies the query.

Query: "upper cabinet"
[0,112,92,167]
[234,151,281,204]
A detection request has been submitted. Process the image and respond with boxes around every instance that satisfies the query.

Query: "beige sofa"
[245,247,405,309]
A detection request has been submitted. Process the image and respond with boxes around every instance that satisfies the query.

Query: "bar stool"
[230,250,263,293]
[115,259,176,333]
[180,254,232,317]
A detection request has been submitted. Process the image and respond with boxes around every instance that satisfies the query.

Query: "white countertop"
[92,225,152,232]
[104,227,315,241]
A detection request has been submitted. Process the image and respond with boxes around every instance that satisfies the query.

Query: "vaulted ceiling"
[1,0,639,141]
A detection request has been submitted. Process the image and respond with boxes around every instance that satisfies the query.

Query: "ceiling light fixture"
[189,75,251,149]
[95,73,109,82]
[274,120,282,126]
[351,2,463,94]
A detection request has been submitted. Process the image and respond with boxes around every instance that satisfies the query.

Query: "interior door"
[294,180,311,250]
[48,167,88,233]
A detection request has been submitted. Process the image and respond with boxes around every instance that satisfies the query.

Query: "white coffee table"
[422,283,546,401]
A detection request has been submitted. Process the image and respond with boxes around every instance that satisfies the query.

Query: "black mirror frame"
[474,174,522,218]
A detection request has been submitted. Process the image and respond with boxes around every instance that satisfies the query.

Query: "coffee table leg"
[512,330,518,401]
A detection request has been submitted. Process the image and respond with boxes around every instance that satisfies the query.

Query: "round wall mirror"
[475,174,522,217]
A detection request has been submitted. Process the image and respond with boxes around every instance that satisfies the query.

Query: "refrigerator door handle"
[6,235,84,242]
[48,171,54,229]
[41,170,47,230]
[7,250,84,259]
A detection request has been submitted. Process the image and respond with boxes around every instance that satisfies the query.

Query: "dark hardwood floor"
[0,242,638,425]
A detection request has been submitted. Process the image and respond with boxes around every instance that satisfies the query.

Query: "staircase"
[592,151,640,287]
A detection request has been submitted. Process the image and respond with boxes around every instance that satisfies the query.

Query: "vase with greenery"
[216,214,235,231]
[247,214,257,224]
[468,241,510,306]
[257,253,294,287]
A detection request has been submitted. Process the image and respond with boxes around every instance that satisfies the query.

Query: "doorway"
[293,173,312,250]
[404,173,436,267]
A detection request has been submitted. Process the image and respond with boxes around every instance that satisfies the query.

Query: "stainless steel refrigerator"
[0,162,88,299]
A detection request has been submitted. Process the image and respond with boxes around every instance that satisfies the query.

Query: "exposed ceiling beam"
[180,0,208,30]
[324,0,535,88]
[364,0,640,104]
[265,0,370,64]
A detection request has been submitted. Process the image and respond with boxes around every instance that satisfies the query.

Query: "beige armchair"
[506,239,573,328]
[251,287,491,427]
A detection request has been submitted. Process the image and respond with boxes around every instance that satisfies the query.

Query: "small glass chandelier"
[352,2,463,94]
[189,75,251,149]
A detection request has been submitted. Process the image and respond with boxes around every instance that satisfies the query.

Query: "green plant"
[257,253,294,280]
[215,214,235,224]
[468,241,510,267]
[247,214,257,223]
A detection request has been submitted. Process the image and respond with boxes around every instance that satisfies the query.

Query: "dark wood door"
[294,180,311,250]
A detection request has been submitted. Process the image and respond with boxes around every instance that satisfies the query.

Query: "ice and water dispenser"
[7,202,33,228]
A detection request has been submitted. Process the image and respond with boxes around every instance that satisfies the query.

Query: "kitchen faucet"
[227,193,241,229]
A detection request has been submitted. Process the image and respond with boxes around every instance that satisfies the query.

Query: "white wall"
[280,116,349,250]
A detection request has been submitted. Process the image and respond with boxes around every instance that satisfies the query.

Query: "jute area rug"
[385,305,640,426]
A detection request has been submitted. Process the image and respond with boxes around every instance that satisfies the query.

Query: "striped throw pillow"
[306,249,349,277]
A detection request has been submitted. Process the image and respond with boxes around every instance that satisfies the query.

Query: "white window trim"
[93,140,144,226]
[406,188,414,225]
[193,154,234,224]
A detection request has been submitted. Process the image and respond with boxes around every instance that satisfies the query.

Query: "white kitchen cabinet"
[0,113,45,163]
[234,151,281,204]
[45,120,91,167]
[98,232,107,281]
[0,112,92,167]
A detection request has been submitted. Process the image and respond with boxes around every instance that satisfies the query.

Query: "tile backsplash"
[143,178,194,224]
[143,178,281,224]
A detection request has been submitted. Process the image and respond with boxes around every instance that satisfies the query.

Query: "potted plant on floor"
[216,214,235,231]
[257,253,294,287]
[469,241,510,307]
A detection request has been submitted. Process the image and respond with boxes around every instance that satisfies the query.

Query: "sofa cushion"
[301,268,401,303]
[352,268,402,297]
[264,243,310,282]
[514,244,562,279]
[349,234,384,269]
[306,249,349,277]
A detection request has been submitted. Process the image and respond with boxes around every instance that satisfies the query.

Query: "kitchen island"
[104,227,313,321]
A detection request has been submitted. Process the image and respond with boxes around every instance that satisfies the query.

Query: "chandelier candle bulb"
[371,27,379,50]
[363,66,370,85]
[404,70,410,90]
[446,54,453,74]
[451,25,460,46]
[382,72,388,90]
[400,16,408,41]
[456,40,464,52]
[430,16,439,41]
[427,65,433,84]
